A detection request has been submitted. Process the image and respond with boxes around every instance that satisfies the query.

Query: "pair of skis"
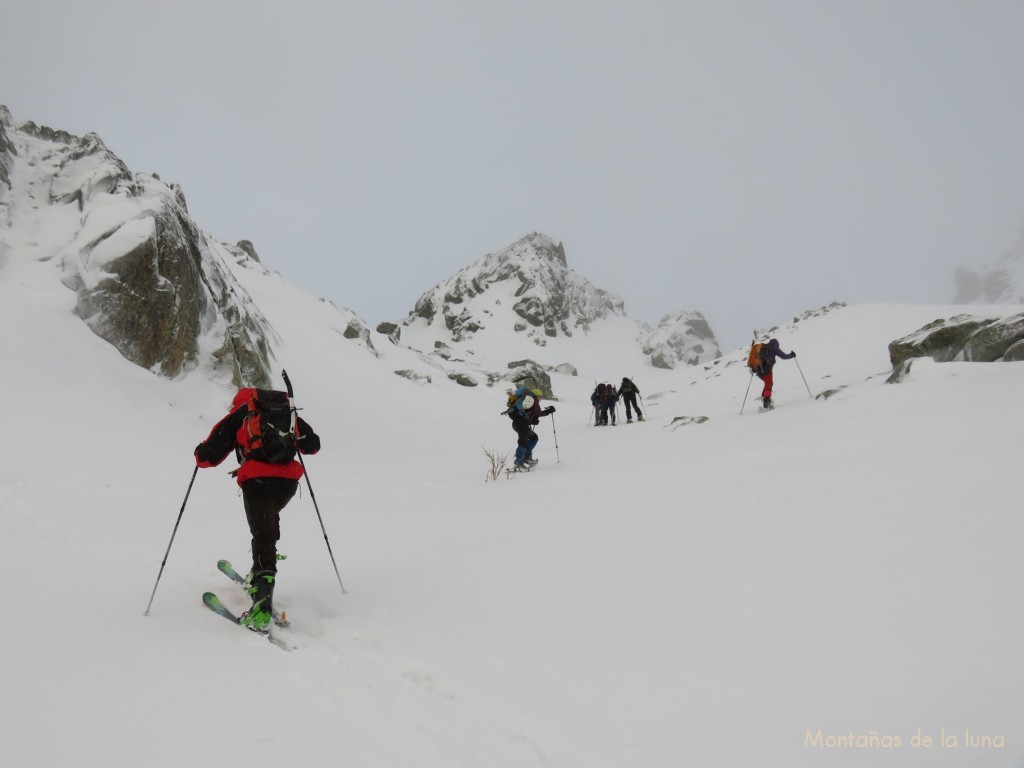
[202,559,291,651]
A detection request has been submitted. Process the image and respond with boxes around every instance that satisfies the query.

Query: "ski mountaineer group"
[590,377,644,426]
[164,335,798,641]
[193,386,321,632]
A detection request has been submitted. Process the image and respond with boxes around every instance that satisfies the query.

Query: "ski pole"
[740,332,758,415]
[795,358,814,399]
[144,465,198,615]
[550,413,561,463]
[739,372,754,415]
[296,452,347,594]
[282,369,347,595]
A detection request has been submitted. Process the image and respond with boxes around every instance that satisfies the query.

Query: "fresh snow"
[1,222,1022,765]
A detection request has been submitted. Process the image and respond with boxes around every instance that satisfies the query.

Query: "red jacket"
[195,388,320,485]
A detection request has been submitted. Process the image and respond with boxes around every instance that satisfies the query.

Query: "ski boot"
[241,570,275,632]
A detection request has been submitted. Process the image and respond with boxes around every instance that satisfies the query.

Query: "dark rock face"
[376,321,401,345]
[1004,339,1024,361]
[236,240,261,263]
[887,311,1024,382]
[72,207,207,378]
[888,315,994,370]
[0,111,14,191]
[4,108,276,387]
[69,202,275,386]
[341,318,378,356]
[963,314,1024,361]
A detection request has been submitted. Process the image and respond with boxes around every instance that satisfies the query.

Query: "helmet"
[521,395,535,410]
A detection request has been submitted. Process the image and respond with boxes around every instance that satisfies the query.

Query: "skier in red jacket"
[194,388,320,630]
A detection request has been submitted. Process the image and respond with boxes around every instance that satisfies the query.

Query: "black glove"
[297,433,321,453]
[545,406,556,414]
[194,442,211,463]
[792,351,797,357]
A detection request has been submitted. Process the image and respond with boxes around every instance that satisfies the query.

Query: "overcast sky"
[4,0,1024,350]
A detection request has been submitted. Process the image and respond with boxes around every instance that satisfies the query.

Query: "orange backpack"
[747,343,767,375]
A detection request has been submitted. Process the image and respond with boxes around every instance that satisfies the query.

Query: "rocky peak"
[403,232,625,346]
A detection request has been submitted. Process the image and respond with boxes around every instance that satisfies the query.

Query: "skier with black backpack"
[619,377,644,422]
[194,387,321,631]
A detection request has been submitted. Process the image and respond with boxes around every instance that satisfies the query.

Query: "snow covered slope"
[2,215,1022,768]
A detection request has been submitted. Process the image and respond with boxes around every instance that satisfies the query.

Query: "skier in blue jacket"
[509,391,555,470]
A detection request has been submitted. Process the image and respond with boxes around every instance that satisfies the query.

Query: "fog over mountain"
[954,234,1024,305]
[2,105,1022,768]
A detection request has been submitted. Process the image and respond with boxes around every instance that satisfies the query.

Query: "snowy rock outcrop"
[0,107,278,386]
[497,360,553,399]
[641,311,720,369]
[887,311,1024,381]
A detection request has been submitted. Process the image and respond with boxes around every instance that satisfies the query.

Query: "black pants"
[241,477,298,575]
[622,393,642,419]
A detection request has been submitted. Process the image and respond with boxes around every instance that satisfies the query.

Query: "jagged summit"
[395,232,719,370]
[402,232,626,346]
